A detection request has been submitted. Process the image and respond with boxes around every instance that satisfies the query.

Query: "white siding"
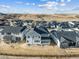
[51,34,60,47]
[25,29,41,45]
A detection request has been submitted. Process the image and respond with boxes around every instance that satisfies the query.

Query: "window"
[16,37,21,41]
[1,32,4,35]
[7,32,11,35]
[34,40,40,42]
[28,36,30,38]
[69,42,76,46]
[41,41,49,43]
[16,33,19,35]
[27,40,29,42]
[32,36,34,38]
[39,36,40,38]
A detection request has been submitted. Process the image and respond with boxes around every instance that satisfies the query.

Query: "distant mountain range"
[72,7,79,11]
[0,12,6,16]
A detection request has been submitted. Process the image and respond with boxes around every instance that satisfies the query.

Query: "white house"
[23,28,41,45]
[23,26,51,45]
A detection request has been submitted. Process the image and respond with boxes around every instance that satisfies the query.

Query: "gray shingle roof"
[34,26,49,34]
[60,31,76,42]
[51,30,77,42]
[0,26,26,34]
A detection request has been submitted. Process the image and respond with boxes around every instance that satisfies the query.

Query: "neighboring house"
[23,26,51,45]
[7,19,13,26]
[50,30,79,48]
[0,26,26,43]
[11,19,23,27]
[73,21,79,28]
[23,20,33,27]
[0,19,10,26]
[75,31,79,47]
[40,21,49,28]
[23,28,41,45]
[59,21,79,29]
[48,21,59,29]
[35,21,49,28]
[34,26,51,45]
[59,22,70,29]
[68,21,75,28]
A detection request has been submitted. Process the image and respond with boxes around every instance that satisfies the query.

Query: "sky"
[0,0,79,14]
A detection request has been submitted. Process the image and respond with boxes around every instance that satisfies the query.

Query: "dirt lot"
[0,41,79,57]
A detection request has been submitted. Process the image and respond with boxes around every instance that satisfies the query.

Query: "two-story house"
[50,30,79,48]
[0,26,26,43]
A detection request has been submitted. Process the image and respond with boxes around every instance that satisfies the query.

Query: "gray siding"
[25,29,41,45]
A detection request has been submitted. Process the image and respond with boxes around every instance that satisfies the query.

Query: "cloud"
[67,0,71,2]
[59,2,66,6]
[0,5,10,8]
[72,7,79,11]
[0,5,11,13]
[38,1,67,10]
[38,1,58,10]
[40,0,48,1]
[25,3,30,5]
[16,1,36,6]
[16,2,24,4]
[60,0,71,2]
[61,0,65,2]
[25,3,36,6]
[32,3,36,6]
[56,0,59,2]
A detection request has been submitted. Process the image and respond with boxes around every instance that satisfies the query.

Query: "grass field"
[0,42,79,57]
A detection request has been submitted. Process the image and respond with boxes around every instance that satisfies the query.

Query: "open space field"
[0,42,79,57]
[0,55,79,59]
[1,14,79,21]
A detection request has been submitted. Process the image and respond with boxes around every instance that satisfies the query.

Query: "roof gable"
[25,29,41,37]
[34,26,49,34]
